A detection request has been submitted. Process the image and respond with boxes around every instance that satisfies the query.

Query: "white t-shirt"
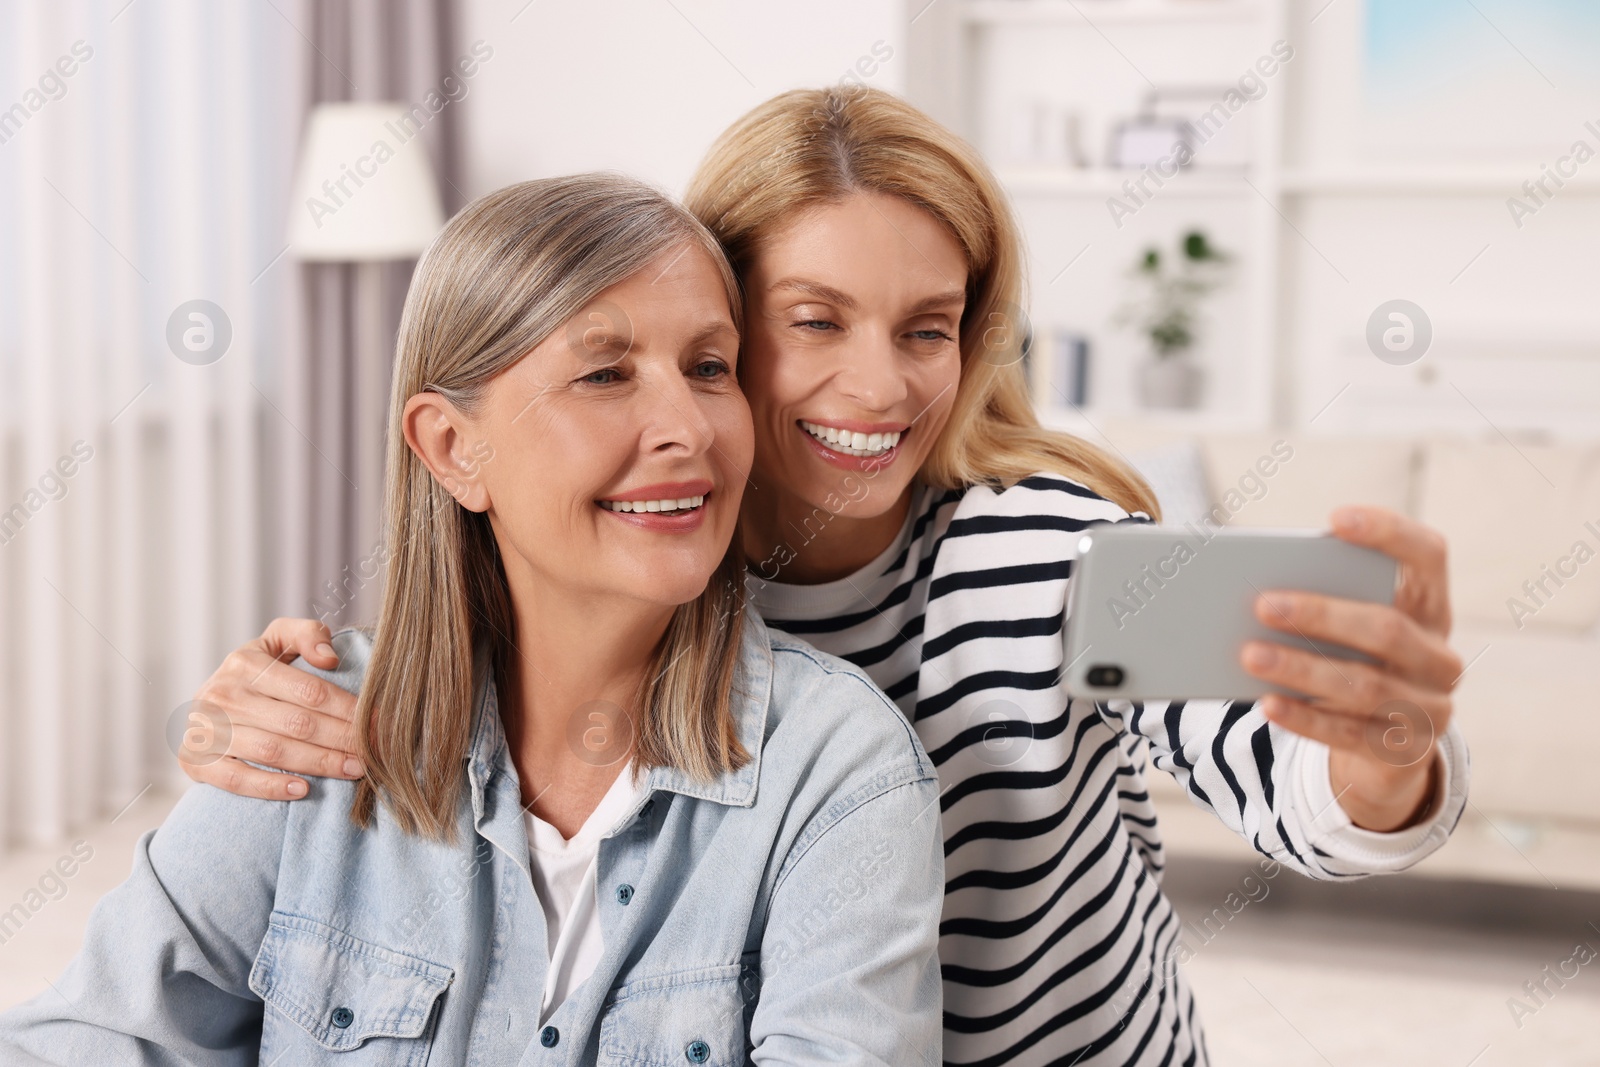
[523,763,648,1023]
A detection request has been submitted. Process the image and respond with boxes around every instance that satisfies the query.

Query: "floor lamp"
[286,103,444,615]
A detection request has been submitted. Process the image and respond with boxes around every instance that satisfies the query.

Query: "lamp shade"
[288,102,445,261]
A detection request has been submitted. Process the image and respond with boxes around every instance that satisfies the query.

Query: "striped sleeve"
[1094,643,1470,877]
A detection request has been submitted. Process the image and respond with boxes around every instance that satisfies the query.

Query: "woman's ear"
[402,392,492,512]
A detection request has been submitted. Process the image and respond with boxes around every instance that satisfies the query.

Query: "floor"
[0,787,175,1010]
[1162,857,1600,1067]
[2,789,1598,1065]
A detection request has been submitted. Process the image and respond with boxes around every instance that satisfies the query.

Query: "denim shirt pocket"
[597,962,749,1066]
[248,911,453,1064]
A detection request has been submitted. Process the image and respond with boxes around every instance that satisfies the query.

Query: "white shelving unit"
[1279,168,1600,196]
[997,166,1600,198]
[909,0,1293,432]
[904,0,1600,437]
[960,0,1267,26]
[996,166,1259,197]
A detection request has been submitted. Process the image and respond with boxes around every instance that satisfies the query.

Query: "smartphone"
[1062,524,1398,701]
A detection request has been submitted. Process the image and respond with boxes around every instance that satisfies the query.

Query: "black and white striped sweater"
[749,473,1469,1067]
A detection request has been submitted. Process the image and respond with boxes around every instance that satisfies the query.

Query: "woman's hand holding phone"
[1241,504,1461,834]
[180,618,364,800]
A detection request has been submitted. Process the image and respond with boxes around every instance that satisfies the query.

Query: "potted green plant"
[1115,230,1231,409]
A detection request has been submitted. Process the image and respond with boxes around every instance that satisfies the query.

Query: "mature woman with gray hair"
[0,174,944,1065]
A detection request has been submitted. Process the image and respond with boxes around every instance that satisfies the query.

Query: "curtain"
[0,0,459,855]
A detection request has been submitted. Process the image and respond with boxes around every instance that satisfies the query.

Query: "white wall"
[457,0,909,199]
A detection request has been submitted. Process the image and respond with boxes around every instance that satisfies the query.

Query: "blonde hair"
[355,174,749,840]
[684,86,1161,519]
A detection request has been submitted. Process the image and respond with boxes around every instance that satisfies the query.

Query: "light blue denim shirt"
[0,611,944,1065]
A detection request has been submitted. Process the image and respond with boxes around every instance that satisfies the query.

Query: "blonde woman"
[182,90,1469,1066]
[0,175,944,1064]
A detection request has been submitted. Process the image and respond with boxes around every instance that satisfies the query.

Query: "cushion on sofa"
[1447,621,1600,820]
[1200,434,1415,530]
[1417,438,1600,633]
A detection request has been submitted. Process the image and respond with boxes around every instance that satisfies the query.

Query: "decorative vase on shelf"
[1136,353,1204,409]
[1115,229,1231,413]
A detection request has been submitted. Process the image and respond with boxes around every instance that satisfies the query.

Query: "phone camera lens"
[1086,665,1125,688]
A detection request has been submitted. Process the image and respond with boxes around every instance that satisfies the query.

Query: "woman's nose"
[639,371,716,454]
[836,334,908,412]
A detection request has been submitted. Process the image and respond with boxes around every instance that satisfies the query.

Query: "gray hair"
[353,174,749,841]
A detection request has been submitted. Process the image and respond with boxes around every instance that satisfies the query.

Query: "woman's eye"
[692,360,729,379]
[910,329,954,342]
[797,320,838,332]
[581,368,621,385]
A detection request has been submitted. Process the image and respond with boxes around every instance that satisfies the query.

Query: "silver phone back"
[1062,524,1398,701]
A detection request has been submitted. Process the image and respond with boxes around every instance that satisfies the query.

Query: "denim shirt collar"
[644,611,774,808]
[462,611,774,817]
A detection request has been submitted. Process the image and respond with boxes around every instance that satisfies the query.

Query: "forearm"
[1332,749,1441,832]
[1108,694,1331,873]
[1292,720,1470,875]
[1109,694,1468,878]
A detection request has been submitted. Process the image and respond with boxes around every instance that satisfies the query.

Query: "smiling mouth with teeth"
[598,494,706,514]
[800,421,903,457]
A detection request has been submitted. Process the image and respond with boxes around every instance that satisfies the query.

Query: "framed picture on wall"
[1362,0,1600,161]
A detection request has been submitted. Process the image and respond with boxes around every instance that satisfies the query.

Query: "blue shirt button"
[686,1039,710,1063]
[616,883,634,905]
[330,1006,353,1029]
[540,1025,559,1048]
